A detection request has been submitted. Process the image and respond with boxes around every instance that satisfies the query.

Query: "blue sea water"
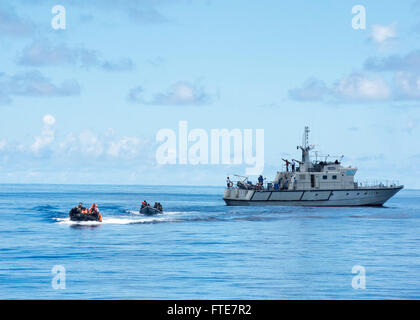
[0,184,419,299]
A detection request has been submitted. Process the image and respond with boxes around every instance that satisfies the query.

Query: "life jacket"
[89,204,98,214]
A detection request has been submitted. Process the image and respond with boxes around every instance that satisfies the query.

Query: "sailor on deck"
[226,177,233,188]
[282,159,290,172]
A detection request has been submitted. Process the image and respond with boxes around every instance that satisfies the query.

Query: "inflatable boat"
[139,206,162,215]
[69,207,102,222]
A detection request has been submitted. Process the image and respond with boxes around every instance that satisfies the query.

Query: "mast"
[297,126,314,172]
[303,126,309,149]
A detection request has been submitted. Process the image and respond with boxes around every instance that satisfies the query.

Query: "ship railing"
[226,178,269,191]
[226,176,254,190]
[354,180,401,189]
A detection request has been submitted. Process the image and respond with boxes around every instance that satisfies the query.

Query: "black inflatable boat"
[139,206,162,215]
[69,207,102,222]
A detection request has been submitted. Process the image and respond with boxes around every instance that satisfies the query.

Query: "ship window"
[346,193,349,196]
[332,175,337,180]
[322,175,327,180]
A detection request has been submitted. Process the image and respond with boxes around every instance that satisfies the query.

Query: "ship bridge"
[273,127,357,190]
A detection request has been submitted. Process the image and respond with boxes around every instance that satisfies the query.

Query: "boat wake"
[127,210,187,216]
[54,215,171,225]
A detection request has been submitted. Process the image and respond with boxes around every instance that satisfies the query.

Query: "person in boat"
[141,200,148,209]
[77,202,89,213]
[76,202,88,214]
[153,202,163,211]
[89,203,97,214]
[89,203,102,221]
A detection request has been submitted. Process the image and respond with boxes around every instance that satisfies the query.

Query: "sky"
[0,0,419,187]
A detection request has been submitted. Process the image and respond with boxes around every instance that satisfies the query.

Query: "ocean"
[0,184,419,299]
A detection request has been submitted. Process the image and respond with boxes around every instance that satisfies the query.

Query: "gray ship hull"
[223,186,403,207]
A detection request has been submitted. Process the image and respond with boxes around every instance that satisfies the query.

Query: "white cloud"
[0,70,81,104]
[2,116,155,173]
[364,50,420,72]
[58,133,78,154]
[128,81,212,105]
[394,72,420,99]
[290,74,394,102]
[43,114,56,126]
[58,130,148,161]
[18,39,135,71]
[78,130,104,156]
[30,114,56,153]
[333,74,392,101]
[0,3,34,37]
[0,138,6,151]
[288,78,328,101]
[370,23,396,45]
[107,137,142,158]
[18,40,83,66]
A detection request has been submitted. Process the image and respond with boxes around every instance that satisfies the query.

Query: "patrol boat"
[223,127,403,207]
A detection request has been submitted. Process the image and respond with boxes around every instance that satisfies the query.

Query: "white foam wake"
[127,210,184,216]
[54,216,170,225]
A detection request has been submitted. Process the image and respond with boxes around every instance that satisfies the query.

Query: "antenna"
[303,126,310,149]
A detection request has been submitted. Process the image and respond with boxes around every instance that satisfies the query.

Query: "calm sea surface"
[0,184,419,299]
